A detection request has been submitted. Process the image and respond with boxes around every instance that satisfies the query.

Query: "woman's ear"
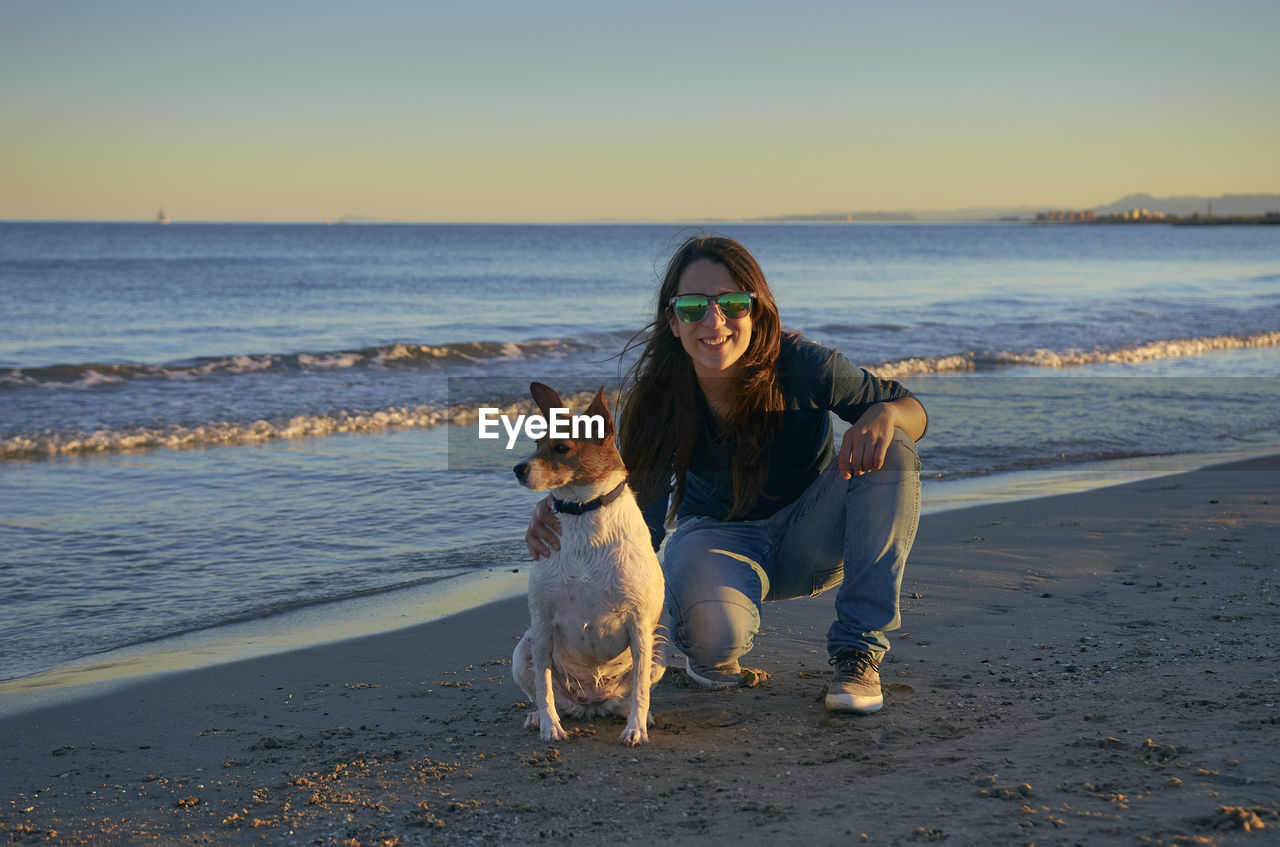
[668,312,680,337]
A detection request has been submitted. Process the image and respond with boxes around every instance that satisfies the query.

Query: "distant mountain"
[754,193,1280,223]
[758,204,1044,222]
[755,210,919,223]
[1093,193,1280,217]
[336,215,394,224]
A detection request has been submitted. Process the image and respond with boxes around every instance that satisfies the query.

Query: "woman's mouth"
[699,336,730,348]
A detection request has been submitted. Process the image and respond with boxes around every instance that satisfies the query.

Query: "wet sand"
[2,456,1277,845]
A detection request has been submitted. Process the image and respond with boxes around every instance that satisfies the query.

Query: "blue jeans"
[662,430,920,666]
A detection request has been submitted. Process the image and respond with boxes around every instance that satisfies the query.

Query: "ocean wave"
[0,388,607,460]
[869,330,1280,378]
[10,329,1275,391]
[4,331,1277,460]
[1,407,445,459]
[0,337,612,390]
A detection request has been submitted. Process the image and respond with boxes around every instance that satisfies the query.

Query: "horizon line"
[4,191,1278,227]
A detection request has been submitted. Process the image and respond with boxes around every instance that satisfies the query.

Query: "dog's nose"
[513,462,529,482]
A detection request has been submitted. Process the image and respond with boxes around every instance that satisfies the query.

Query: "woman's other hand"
[525,495,562,559]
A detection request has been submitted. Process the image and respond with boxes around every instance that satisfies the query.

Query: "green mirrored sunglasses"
[668,291,757,323]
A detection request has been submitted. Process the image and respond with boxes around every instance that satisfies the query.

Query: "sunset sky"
[3,0,1278,222]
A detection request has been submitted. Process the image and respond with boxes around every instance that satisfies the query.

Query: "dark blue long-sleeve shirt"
[638,332,922,549]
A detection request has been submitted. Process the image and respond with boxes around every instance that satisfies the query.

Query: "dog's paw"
[525,711,568,741]
[540,723,569,742]
[619,724,649,746]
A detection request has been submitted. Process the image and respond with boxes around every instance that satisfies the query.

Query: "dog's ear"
[529,382,562,420]
[585,386,615,440]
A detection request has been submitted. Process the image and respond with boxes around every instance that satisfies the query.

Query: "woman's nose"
[701,302,727,326]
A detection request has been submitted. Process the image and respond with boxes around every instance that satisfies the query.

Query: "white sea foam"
[297,352,364,369]
[4,333,1276,460]
[871,354,977,378]
[185,354,278,377]
[2,339,564,389]
[372,344,418,363]
[1,406,450,459]
[870,330,1280,379]
[0,387,608,460]
[63,370,124,389]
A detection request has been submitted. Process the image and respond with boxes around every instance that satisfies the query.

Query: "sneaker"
[825,650,884,714]
[684,656,743,689]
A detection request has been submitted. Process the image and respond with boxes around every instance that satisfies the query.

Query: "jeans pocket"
[810,566,843,597]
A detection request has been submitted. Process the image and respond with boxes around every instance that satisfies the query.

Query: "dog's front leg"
[619,618,653,746]
[530,619,568,742]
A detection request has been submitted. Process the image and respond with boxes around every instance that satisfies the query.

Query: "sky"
[2,0,1278,222]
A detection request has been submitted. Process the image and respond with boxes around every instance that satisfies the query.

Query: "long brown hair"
[619,234,784,520]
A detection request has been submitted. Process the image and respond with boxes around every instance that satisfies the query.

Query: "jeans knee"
[674,599,759,667]
[882,429,921,475]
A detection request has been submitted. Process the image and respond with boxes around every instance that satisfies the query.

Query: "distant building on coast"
[1114,208,1166,221]
[1035,207,1179,224]
[1035,209,1097,222]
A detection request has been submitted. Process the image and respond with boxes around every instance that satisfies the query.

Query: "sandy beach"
[2,456,1276,846]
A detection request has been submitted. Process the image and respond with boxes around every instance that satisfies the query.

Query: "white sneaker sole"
[684,656,740,690]
[825,691,884,714]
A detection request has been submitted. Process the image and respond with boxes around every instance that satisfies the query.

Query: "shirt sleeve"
[825,347,925,433]
[638,487,670,552]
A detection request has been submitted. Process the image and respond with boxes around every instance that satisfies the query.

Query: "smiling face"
[668,259,754,383]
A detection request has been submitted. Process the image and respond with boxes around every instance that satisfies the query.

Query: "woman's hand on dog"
[525,495,562,559]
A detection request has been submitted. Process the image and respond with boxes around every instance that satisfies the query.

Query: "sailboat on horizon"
[157,208,169,225]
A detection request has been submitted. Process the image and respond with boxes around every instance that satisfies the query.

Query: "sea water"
[2,221,1278,684]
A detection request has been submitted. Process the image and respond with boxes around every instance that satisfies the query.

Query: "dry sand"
[2,456,1277,846]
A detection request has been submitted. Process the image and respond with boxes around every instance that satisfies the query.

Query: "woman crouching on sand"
[526,234,927,714]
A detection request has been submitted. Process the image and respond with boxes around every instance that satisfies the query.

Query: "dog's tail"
[651,622,670,668]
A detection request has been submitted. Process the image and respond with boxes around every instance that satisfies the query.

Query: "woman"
[526,234,926,714]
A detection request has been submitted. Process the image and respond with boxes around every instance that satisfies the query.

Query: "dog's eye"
[554,444,571,454]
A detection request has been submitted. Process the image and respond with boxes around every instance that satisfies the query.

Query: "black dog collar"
[552,481,627,515]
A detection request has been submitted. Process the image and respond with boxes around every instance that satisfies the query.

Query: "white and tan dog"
[512,382,665,746]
